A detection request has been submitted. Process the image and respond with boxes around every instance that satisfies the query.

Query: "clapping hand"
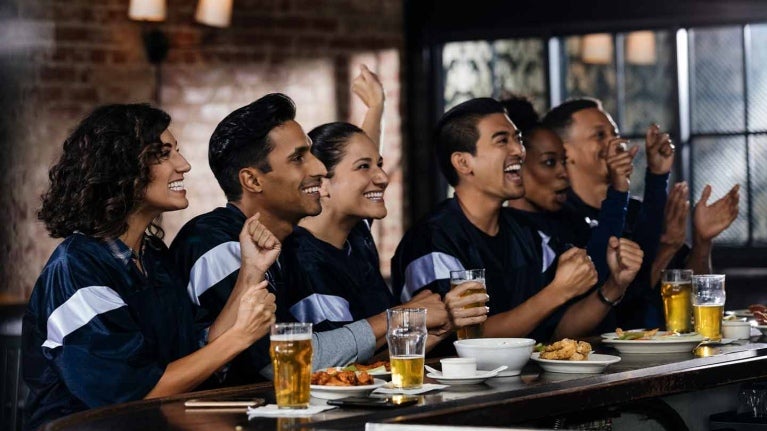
[645,124,675,175]
[693,184,740,242]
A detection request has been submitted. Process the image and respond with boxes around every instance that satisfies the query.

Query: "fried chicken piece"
[540,338,577,360]
[356,371,373,385]
[568,352,586,361]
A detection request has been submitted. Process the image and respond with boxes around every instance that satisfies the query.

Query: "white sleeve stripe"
[401,252,464,302]
[289,294,353,324]
[538,230,556,274]
[42,285,126,349]
[186,241,241,306]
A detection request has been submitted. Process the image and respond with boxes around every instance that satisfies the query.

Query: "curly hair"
[39,104,171,239]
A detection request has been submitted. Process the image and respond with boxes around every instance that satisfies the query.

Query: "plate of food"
[338,360,391,379]
[601,328,704,354]
[726,309,754,318]
[531,352,621,374]
[310,369,386,400]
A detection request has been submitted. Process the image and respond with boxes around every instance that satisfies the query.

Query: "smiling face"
[141,129,191,214]
[259,120,328,223]
[521,128,569,212]
[564,107,619,186]
[462,113,526,200]
[324,132,389,220]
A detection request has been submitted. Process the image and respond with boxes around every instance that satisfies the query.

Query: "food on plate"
[311,369,374,386]
[749,304,767,324]
[342,360,390,373]
[614,328,659,340]
[539,338,592,361]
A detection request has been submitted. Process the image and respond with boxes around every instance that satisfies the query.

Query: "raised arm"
[352,64,385,148]
[650,182,690,287]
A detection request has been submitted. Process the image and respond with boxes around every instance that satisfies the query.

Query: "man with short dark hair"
[171,94,375,384]
[392,98,641,342]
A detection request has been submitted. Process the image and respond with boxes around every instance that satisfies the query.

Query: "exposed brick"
[40,66,76,82]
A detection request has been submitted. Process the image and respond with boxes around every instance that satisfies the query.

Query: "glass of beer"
[386,308,427,389]
[661,269,693,333]
[270,322,312,409]
[692,274,726,340]
[449,269,486,340]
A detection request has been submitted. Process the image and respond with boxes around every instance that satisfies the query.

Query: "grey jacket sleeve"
[259,319,376,379]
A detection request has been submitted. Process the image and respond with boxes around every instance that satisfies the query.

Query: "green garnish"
[534,342,545,352]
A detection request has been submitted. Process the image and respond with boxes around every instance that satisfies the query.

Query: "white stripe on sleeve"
[186,241,241,305]
[401,252,464,302]
[42,285,127,349]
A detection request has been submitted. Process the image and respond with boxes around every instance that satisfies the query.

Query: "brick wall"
[0,0,404,300]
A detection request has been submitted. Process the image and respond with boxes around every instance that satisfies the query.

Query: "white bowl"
[722,320,751,339]
[440,357,477,378]
[454,338,535,376]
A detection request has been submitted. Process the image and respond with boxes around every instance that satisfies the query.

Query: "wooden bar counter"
[42,341,767,431]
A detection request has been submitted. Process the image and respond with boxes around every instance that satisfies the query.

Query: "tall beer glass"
[270,322,312,409]
[386,308,427,389]
[449,269,486,340]
[692,274,726,340]
[661,269,693,333]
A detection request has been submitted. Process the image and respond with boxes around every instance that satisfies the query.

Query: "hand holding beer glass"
[692,274,726,340]
[449,269,487,340]
[270,323,312,409]
[661,269,693,333]
[386,308,427,389]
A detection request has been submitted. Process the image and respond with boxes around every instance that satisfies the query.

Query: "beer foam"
[270,333,312,341]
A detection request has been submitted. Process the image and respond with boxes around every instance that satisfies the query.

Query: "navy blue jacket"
[22,234,199,430]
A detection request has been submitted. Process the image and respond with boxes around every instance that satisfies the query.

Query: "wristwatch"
[597,286,623,307]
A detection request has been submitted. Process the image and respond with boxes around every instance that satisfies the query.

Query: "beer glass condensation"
[661,269,693,333]
[449,269,486,340]
[386,308,427,389]
[692,274,726,340]
[270,322,312,409]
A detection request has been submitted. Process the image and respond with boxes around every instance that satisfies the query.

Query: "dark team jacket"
[390,197,566,343]
[169,203,290,385]
[564,171,677,330]
[22,234,200,431]
[280,222,396,332]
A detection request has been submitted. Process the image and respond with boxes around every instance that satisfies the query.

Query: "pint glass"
[692,275,726,340]
[449,269,486,340]
[270,322,312,408]
[661,269,693,333]
[386,308,427,389]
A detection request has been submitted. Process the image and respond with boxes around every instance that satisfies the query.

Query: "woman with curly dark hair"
[22,104,278,430]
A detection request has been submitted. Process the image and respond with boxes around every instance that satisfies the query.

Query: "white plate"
[310,378,386,400]
[601,331,705,354]
[727,309,754,318]
[426,368,503,385]
[531,353,621,374]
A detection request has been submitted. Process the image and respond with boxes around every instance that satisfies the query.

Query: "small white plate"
[310,378,386,400]
[531,353,621,374]
[426,368,503,385]
[601,331,705,354]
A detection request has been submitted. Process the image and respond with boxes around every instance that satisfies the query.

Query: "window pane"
[623,31,677,136]
[442,41,493,111]
[563,34,617,117]
[750,135,767,244]
[691,136,748,245]
[690,27,745,133]
[493,39,548,114]
[748,24,767,131]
